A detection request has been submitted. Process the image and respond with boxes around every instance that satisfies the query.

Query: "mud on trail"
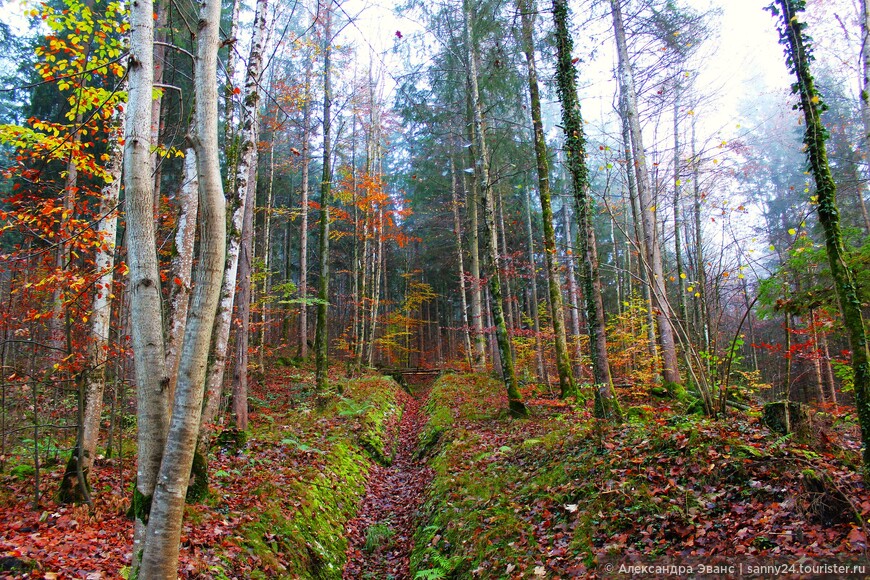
[342,374,436,580]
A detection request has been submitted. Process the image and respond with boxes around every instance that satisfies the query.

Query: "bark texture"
[555,0,621,418]
[774,0,870,471]
[136,0,227,570]
[518,0,576,398]
[463,0,527,417]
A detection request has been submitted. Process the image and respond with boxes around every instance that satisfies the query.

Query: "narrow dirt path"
[342,375,435,580]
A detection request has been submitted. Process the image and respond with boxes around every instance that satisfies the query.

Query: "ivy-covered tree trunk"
[773,0,870,471]
[315,3,333,394]
[554,0,621,419]
[463,0,527,417]
[518,0,576,398]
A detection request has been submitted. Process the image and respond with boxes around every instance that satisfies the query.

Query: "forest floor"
[1,364,870,578]
[342,374,434,579]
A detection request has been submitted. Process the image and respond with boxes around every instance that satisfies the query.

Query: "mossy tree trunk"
[463,0,527,417]
[553,0,621,419]
[772,0,870,470]
[518,0,576,398]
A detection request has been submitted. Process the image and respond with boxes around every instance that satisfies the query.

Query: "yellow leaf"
[680,273,686,279]
[811,95,820,104]
[687,286,694,292]
[788,228,796,235]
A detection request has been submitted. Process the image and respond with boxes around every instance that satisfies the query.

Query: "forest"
[0,0,869,576]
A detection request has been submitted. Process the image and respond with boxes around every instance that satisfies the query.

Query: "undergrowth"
[411,374,870,578]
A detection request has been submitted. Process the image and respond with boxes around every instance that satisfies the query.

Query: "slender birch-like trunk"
[164,148,199,400]
[59,111,125,503]
[124,0,169,565]
[451,156,474,368]
[229,0,267,432]
[299,64,312,358]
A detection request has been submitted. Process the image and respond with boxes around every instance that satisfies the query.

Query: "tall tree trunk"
[315,4,333,394]
[259,140,275,374]
[298,65,312,359]
[611,0,681,386]
[150,0,168,209]
[464,0,526,417]
[561,204,583,376]
[222,0,242,190]
[518,0,576,398]
[673,91,689,328]
[496,185,515,333]
[555,0,621,419]
[859,0,870,234]
[691,118,711,354]
[165,147,199,400]
[367,206,384,367]
[59,112,125,503]
[621,99,658,361]
[524,188,549,386]
[463,165,486,370]
[228,0,267,433]
[451,156,474,368]
[774,0,870,470]
[124,0,169,566]
[136,0,227,562]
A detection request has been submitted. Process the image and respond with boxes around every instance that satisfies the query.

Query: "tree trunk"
[136,0,228,569]
[555,0,621,419]
[315,4,333,394]
[524,188,549,387]
[775,0,870,471]
[298,65,312,359]
[673,92,689,329]
[611,0,681,386]
[228,0,266,432]
[519,0,576,398]
[464,107,486,371]
[561,203,583,376]
[59,112,124,503]
[124,0,169,566]
[859,0,870,234]
[165,147,199,400]
[621,97,658,362]
[464,0,526,417]
[451,156,474,368]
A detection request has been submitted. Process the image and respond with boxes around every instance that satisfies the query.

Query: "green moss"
[223,375,404,578]
[186,449,209,503]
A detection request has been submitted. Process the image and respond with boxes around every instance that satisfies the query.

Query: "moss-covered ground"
[411,373,870,578]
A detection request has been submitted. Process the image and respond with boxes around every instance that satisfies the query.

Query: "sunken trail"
[342,375,435,579]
